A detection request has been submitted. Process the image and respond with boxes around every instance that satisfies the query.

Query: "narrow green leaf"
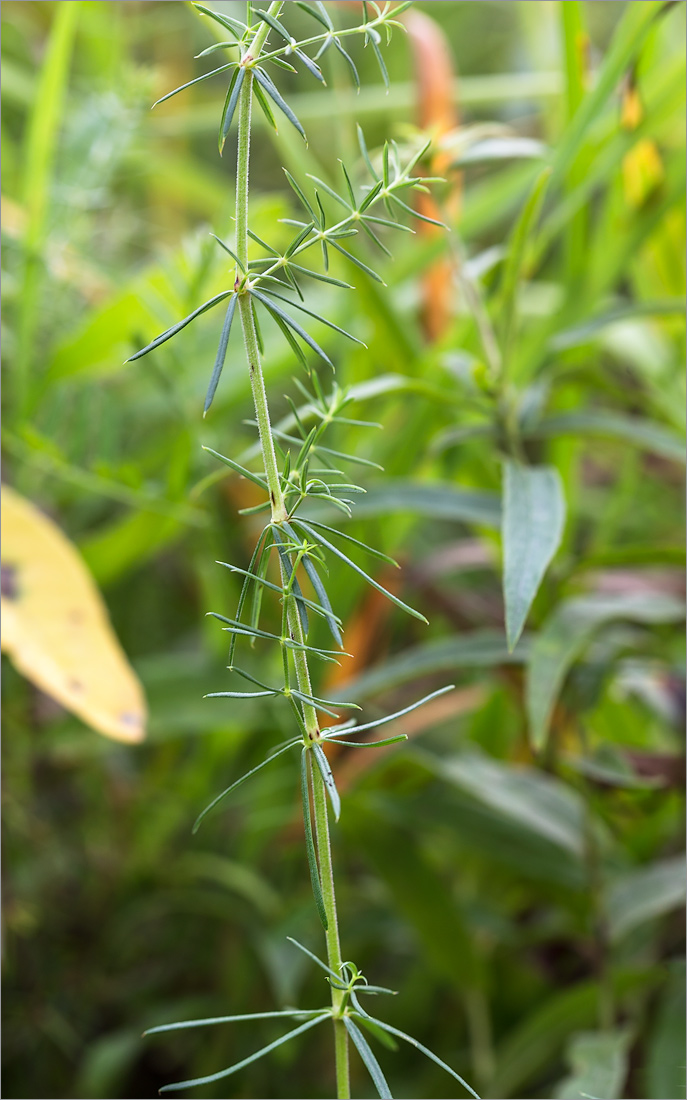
[192,740,300,833]
[126,291,233,362]
[312,743,341,822]
[327,239,385,283]
[299,551,343,647]
[272,526,310,635]
[210,233,245,271]
[229,527,269,665]
[322,734,408,749]
[292,520,428,623]
[145,1009,323,1036]
[286,936,340,980]
[301,750,329,928]
[294,0,331,29]
[253,7,290,42]
[202,446,267,489]
[327,686,454,737]
[295,49,325,83]
[530,411,685,464]
[192,3,247,38]
[219,66,245,153]
[333,37,360,88]
[158,1014,327,1093]
[253,67,306,141]
[300,519,397,567]
[204,295,238,414]
[251,289,333,367]
[253,77,279,131]
[264,289,366,346]
[288,262,353,289]
[153,62,235,107]
[344,1017,393,1099]
[502,461,565,652]
[498,165,551,369]
[354,1014,480,1100]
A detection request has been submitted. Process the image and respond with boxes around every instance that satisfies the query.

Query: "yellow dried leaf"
[1,484,146,743]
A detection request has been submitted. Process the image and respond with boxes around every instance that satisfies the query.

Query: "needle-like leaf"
[204,295,238,414]
[292,519,427,622]
[253,67,306,141]
[301,750,328,928]
[344,1017,393,1098]
[158,1015,328,1093]
[192,739,300,833]
[126,291,233,362]
[312,743,341,821]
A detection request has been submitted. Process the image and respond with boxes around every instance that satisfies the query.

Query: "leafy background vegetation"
[1,2,685,1098]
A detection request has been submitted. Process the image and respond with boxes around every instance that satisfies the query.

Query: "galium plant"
[130,3,478,1097]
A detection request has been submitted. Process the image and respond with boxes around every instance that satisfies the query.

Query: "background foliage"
[2,2,685,1098]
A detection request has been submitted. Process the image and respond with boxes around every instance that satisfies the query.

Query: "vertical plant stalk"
[233,20,350,1097]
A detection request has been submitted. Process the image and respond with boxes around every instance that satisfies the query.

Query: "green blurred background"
[2,2,685,1097]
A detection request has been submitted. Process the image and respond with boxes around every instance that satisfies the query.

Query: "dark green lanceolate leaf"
[251,288,333,367]
[335,633,522,700]
[191,740,300,834]
[530,411,685,464]
[606,857,687,942]
[502,461,565,651]
[555,1029,632,1100]
[312,743,341,821]
[526,594,685,751]
[300,750,328,929]
[219,66,245,153]
[204,295,237,414]
[253,67,306,141]
[423,750,588,857]
[292,519,428,624]
[126,291,233,362]
[252,77,278,131]
[158,1014,327,1093]
[344,1017,392,1099]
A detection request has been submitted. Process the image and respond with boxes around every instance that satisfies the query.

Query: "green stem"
[233,12,349,1095]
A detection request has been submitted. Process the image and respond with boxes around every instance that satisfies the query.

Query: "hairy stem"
[233,15,349,1095]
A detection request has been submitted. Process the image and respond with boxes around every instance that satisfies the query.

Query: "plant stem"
[233,17,350,1095]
